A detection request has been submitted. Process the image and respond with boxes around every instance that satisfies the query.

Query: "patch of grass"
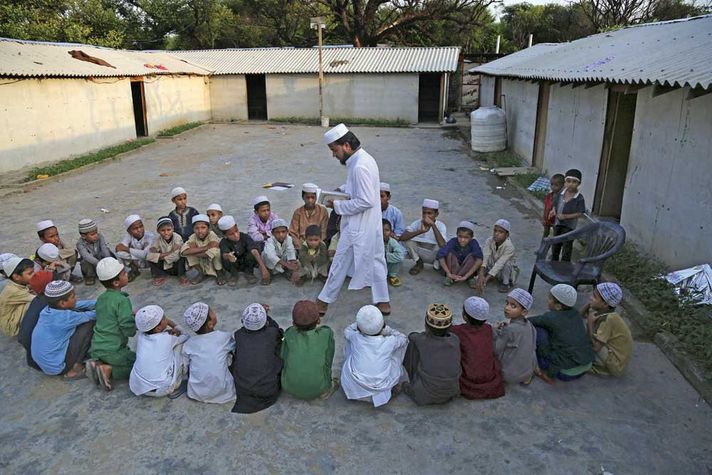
[158,121,203,137]
[270,116,410,127]
[511,172,548,199]
[606,243,712,371]
[26,138,155,181]
[477,150,523,168]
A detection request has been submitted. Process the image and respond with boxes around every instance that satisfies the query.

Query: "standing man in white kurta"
[317,124,391,316]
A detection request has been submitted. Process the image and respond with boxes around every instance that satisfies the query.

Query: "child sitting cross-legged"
[218,215,270,286]
[35,220,80,283]
[580,282,632,377]
[451,297,505,399]
[31,280,96,379]
[475,219,519,294]
[180,214,224,285]
[0,257,35,337]
[168,187,199,242]
[494,288,537,385]
[380,182,404,239]
[261,219,300,285]
[403,303,461,406]
[248,196,279,242]
[402,199,447,275]
[296,225,329,285]
[147,217,186,286]
[181,302,236,404]
[383,219,405,287]
[436,220,483,287]
[289,183,329,248]
[341,305,408,407]
[115,215,155,283]
[231,303,284,414]
[129,305,189,399]
[529,284,594,384]
[35,243,72,281]
[76,219,113,286]
[207,203,225,239]
[281,300,338,400]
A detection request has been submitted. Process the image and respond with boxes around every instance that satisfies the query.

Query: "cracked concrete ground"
[1,124,711,474]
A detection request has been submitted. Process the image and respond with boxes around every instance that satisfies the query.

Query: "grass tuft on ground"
[606,243,712,371]
[26,138,155,182]
[270,116,410,127]
[157,121,204,137]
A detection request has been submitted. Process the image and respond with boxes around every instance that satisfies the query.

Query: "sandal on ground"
[85,360,99,386]
[409,260,423,275]
[179,277,190,286]
[63,367,87,381]
[168,380,188,400]
[444,277,454,286]
[388,275,402,287]
[152,277,167,287]
[319,378,341,400]
[84,277,96,286]
[245,274,258,285]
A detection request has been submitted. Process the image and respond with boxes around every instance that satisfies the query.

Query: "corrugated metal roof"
[0,38,211,78]
[471,15,712,89]
[169,47,461,74]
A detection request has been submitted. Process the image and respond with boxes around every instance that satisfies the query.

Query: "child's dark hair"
[37,227,55,240]
[551,296,572,311]
[196,316,211,334]
[551,174,565,186]
[332,131,361,151]
[11,259,34,278]
[382,218,392,229]
[100,274,122,289]
[254,200,270,212]
[456,227,474,237]
[463,309,484,326]
[305,224,321,238]
[382,190,391,197]
[47,292,73,309]
[427,325,450,337]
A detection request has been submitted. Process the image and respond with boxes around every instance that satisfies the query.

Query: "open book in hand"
[318,190,350,205]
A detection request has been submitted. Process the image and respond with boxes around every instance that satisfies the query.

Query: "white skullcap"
[184,302,210,332]
[596,282,623,307]
[323,123,349,145]
[218,215,236,231]
[253,195,270,207]
[36,220,55,232]
[464,297,490,321]
[124,214,141,230]
[495,219,511,233]
[508,288,534,311]
[302,183,319,194]
[37,243,60,262]
[422,199,439,210]
[192,214,209,225]
[356,305,384,336]
[44,280,74,298]
[2,256,23,276]
[135,305,164,333]
[96,257,124,281]
[171,187,187,198]
[457,221,476,233]
[207,203,223,212]
[0,253,19,272]
[271,218,289,231]
[242,303,267,331]
[550,284,578,308]
[380,182,391,192]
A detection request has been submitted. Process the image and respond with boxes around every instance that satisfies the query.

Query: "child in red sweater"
[542,174,564,238]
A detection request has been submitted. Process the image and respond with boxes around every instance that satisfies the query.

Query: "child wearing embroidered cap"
[115,215,155,283]
[289,183,329,248]
[130,305,189,399]
[248,196,279,242]
[76,218,113,286]
[218,215,270,286]
[147,217,186,286]
[402,199,447,275]
[494,288,538,385]
[168,186,199,242]
[451,297,505,399]
[0,257,35,337]
[580,282,632,377]
[35,220,80,282]
[475,219,519,293]
[436,221,483,287]
[31,280,96,379]
[261,219,300,285]
[206,203,225,238]
[181,302,236,403]
[180,214,224,285]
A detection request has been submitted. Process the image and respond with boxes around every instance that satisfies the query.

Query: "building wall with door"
[144,75,211,133]
[501,78,539,163]
[210,75,248,121]
[621,86,712,268]
[0,77,136,174]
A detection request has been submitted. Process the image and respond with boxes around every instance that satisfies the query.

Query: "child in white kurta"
[341,305,408,407]
[181,302,236,403]
[129,305,188,398]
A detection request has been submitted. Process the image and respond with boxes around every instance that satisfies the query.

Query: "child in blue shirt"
[436,220,483,287]
[31,280,96,379]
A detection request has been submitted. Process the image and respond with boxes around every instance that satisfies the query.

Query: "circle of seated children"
[0,178,633,411]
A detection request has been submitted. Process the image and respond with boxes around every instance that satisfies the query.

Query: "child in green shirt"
[280,300,337,400]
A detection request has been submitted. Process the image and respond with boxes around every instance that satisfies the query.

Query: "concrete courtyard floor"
[1,124,711,474]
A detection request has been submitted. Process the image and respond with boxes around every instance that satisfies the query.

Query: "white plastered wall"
[143,75,211,134]
[501,78,539,163]
[209,75,248,121]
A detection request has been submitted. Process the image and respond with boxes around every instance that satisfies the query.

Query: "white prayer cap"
[323,123,349,145]
[494,219,511,233]
[218,215,236,231]
[463,297,489,321]
[184,302,210,332]
[0,253,19,272]
[171,187,187,198]
[96,257,124,281]
[508,288,534,311]
[242,303,267,331]
[550,284,578,308]
[135,305,164,333]
[37,243,60,262]
[596,282,623,307]
[271,218,289,231]
[44,280,74,299]
[380,182,391,192]
[192,214,210,225]
[356,305,384,336]
[457,221,476,233]
[253,195,270,207]
[422,199,439,210]
[3,256,24,277]
[124,214,142,230]
[302,183,319,194]
[36,220,55,232]
[207,203,223,212]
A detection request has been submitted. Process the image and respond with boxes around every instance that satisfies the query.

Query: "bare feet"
[316,299,328,315]
[376,302,391,316]
[534,367,555,385]
[95,363,113,391]
[63,363,86,380]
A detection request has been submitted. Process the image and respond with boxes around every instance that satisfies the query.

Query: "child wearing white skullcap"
[168,186,199,242]
[248,196,280,242]
[115,215,155,283]
[35,220,79,280]
[289,183,329,248]
[476,218,519,293]
[35,243,72,281]
[403,198,448,275]
[206,204,225,238]
[493,289,538,384]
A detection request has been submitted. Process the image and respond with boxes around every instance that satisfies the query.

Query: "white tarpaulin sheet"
[664,264,712,305]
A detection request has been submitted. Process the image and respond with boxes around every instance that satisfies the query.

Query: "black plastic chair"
[528,221,626,292]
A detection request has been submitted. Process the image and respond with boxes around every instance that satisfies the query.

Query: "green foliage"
[477,150,522,168]
[511,172,547,199]
[26,138,155,181]
[157,121,203,136]
[606,244,712,371]
[270,116,410,127]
